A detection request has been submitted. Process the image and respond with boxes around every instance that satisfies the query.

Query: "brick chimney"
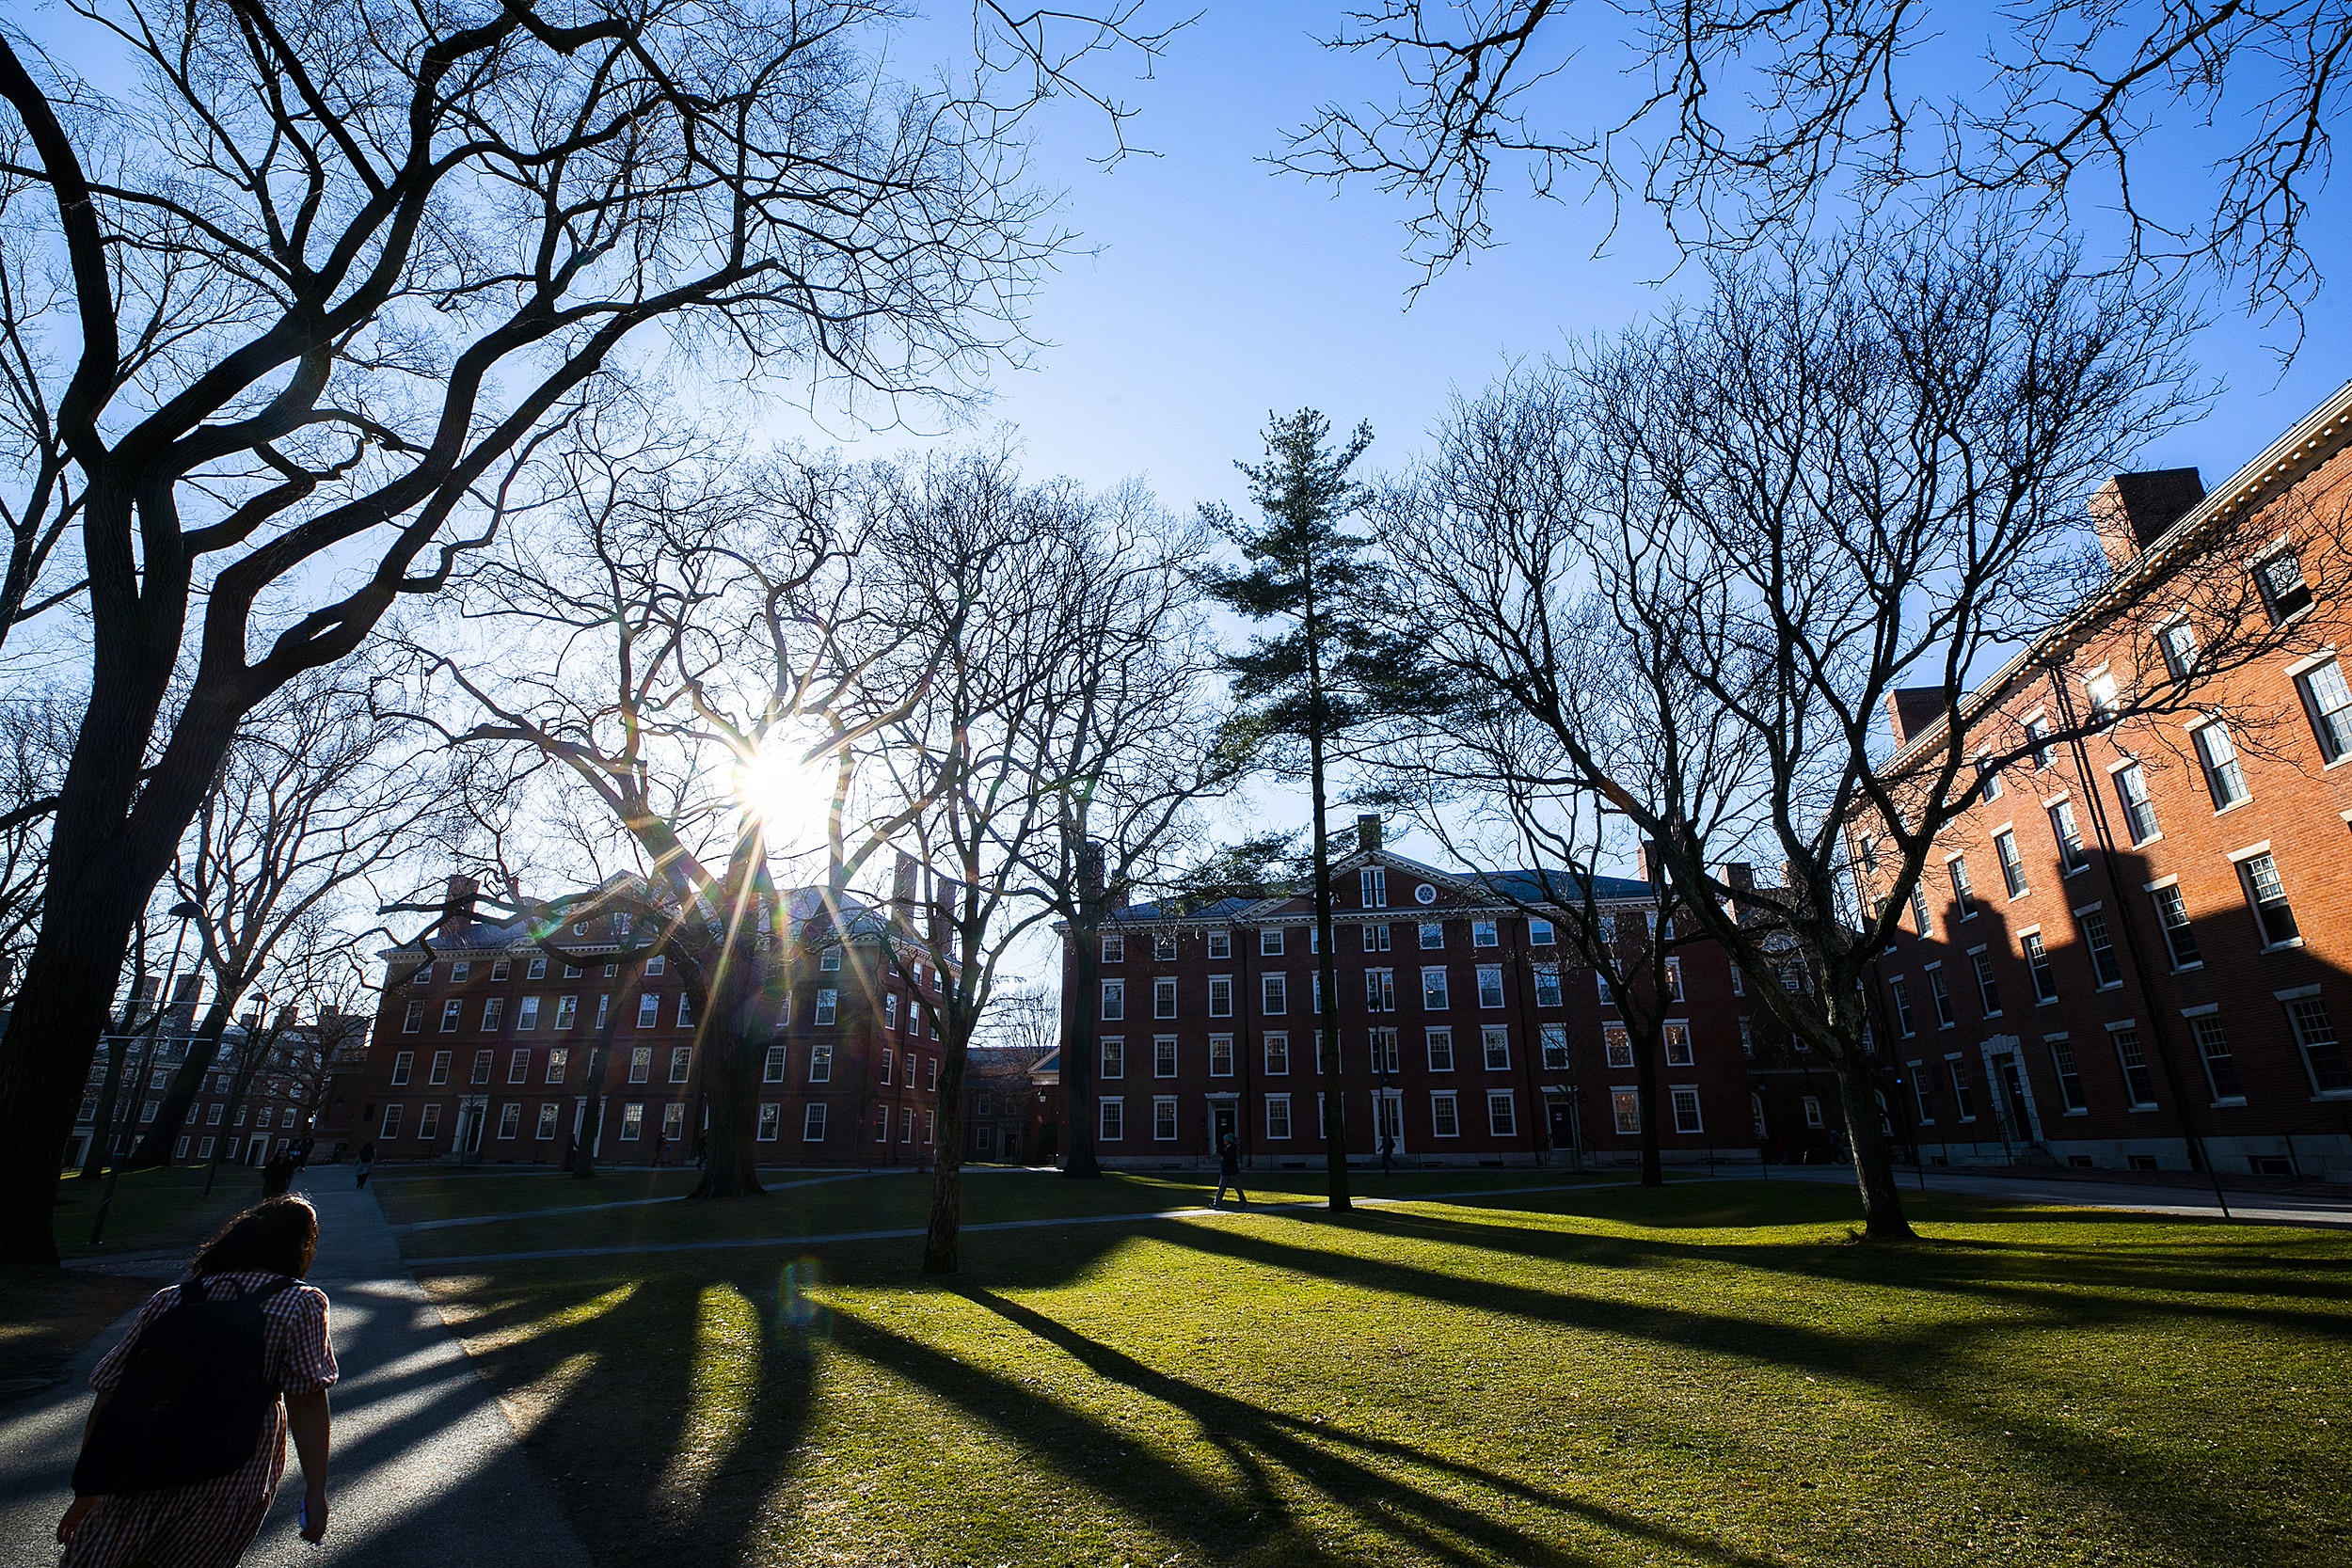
[437,875,479,941]
[891,851,919,927]
[1636,840,1663,886]
[1883,688,1946,746]
[1721,863,1755,892]
[1357,813,1382,853]
[2091,468,2203,571]
[168,974,202,1031]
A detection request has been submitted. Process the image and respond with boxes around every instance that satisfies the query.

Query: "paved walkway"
[1761,1163,2352,1227]
[0,1171,589,1568]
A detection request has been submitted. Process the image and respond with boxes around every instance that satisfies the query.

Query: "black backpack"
[72,1274,301,1496]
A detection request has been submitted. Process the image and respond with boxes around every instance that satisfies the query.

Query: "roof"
[1099,855,1660,925]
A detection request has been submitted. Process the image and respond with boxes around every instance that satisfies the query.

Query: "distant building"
[349,870,951,1166]
[67,977,330,1169]
[961,1047,1058,1164]
[1852,380,2352,1179]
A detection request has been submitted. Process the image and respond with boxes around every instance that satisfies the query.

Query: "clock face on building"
[1415,883,1436,904]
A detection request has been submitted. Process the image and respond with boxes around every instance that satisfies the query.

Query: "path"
[0,1170,589,1568]
[394,1169,874,1232]
[1762,1163,2352,1227]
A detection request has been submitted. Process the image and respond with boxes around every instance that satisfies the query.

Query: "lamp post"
[90,900,201,1245]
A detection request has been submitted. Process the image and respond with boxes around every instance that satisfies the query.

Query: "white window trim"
[2226,840,2275,863]
[2142,873,2180,892]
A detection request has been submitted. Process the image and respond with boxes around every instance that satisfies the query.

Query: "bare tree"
[1378,225,2324,1239]
[1288,0,2348,326]
[0,0,1171,1262]
[972,984,1060,1060]
[129,670,457,1166]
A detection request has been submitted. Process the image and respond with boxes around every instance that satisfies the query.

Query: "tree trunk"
[1633,1024,1664,1188]
[130,1001,238,1168]
[1304,593,1349,1212]
[80,1033,131,1180]
[1833,1047,1915,1241]
[922,1026,970,1273]
[1062,901,1102,1179]
[687,935,769,1200]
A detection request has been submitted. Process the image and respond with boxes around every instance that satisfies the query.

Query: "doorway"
[1211,1100,1237,1149]
[1994,1054,2040,1145]
[458,1100,486,1157]
[1375,1091,1403,1154]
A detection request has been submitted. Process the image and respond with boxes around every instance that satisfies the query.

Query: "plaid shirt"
[64,1272,338,1568]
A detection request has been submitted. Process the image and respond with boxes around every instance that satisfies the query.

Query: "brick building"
[1854,380,2352,1179]
[349,874,951,1167]
[960,1047,1057,1164]
[67,979,332,1170]
[1054,819,1807,1169]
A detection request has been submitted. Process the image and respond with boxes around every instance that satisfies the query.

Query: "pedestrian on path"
[57,1195,340,1566]
[1380,1130,1396,1174]
[1212,1134,1248,1211]
[352,1142,375,1189]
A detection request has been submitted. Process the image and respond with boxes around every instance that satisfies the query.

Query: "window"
[2050,800,2089,873]
[1889,976,1915,1037]
[1470,919,1498,948]
[1910,884,1932,939]
[1264,1034,1290,1074]
[874,1107,890,1143]
[2026,718,2052,768]
[2017,932,2056,1003]
[1662,958,1683,1001]
[1154,932,1177,961]
[391,1051,414,1085]
[1670,1087,1703,1134]
[1426,1028,1454,1071]
[2085,668,2119,720]
[1101,932,1123,963]
[1604,1026,1633,1069]
[1528,918,1555,945]
[1541,1024,1568,1070]
[1262,974,1286,1016]
[2288,996,2351,1092]
[1487,1091,1517,1136]
[884,994,898,1032]
[1994,831,2027,897]
[1432,1091,1461,1137]
[2111,1026,2157,1106]
[763,1045,786,1083]
[1261,929,1284,956]
[403,1002,424,1033]
[1208,930,1231,959]
[429,1050,452,1085]
[669,1046,691,1085]
[2256,547,2313,624]
[412,962,435,985]
[537,1102,563,1141]
[2156,619,2199,680]
[526,956,548,980]
[2049,1041,2086,1111]
[757,1103,780,1141]
[803,1103,828,1141]
[1153,978,1177,1019]
[206,1102,223,1124]
[2190,1016,2243,1101]
[1947,1062,1977,1119]
[1154,1037,1178,1077]
[675,994,693,1027]
[1739,1017,1754,1057]
[2299,658,2352,762]
[1101,979,1125,1021]
[1365,1028,1399,1074]
[498,1102,521,1139]
[1360,867,1388,908]
[1153,1097,1178,1140]
[814,990,837,1025]
[546,1047,568,1084]
[644,955,665,975]
[1926,966,1954,1027]
[1210,1035,1234,1077]
[1419,922,1443,949]
[627,992,654,1028]
[2079,910,2122,986]
[808,1041,833,1083]
[2194,722,2249,809]
[1422,968,1449,1009]
[1266,1094,1292,1139]
[2240,852,2299,945]
[451,960,471,983]
[1908,1065,1934,1121]
[502,996,532,1033]
[2102,763,2159,846]
[1362,923,1392,952]
[1476,965,1504,1008]
[1948,857,1977,919]
[2148,885,2201,967]
[1613,1090,1640,1134]
[818,948,840,973]
[1366,969,1396,1011]
[1662,1023,1692,1066]
[439,999,462,1032]
[1971,950,2000,1015]
[1482,1026,1510,1070]
[1099,1099,1123,1140]
[1533,965,1563,1008]
[381,1104,402,1138]
[549,995,576,1031]
[628,1046,651,1084]
[596,995,611,1028]
[1976,754,2002,802]
[418,1104,442,1140]
[1101,1037,1124,1079]
[471,1049,494,1085]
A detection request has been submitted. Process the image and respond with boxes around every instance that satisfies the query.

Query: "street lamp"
[90,899,201,1245]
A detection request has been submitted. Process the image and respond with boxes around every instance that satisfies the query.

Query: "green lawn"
[397,1174,2352,1568]
[52,1164,264,1264]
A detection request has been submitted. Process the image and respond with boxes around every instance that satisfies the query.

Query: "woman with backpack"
[56,1195,339,1564]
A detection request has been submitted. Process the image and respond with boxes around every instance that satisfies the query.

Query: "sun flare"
[729,744,825,839]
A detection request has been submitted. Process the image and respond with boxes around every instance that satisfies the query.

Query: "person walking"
[57,1195,339,1565]
[352,1142,375,1190]
[1380,1129,1396,1174]
[1212,1134,1248,1211]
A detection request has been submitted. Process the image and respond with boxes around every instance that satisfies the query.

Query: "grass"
[393,1172,2352,1568]
[0,1265,153,1396]
[52,1164,264,1264]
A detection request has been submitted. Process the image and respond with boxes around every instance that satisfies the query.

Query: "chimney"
[2091,468,2203,571]
[1636,840,1662,887]
[437,875,479,941]
[1883,688,1946,747]
[240,1010,261,1032]
[1357,814,1382,854]
[893,851,919,908]
[1721,863,1755,892]
[168,974,202,1032]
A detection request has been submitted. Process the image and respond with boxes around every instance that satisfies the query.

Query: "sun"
[729,743,825,840]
